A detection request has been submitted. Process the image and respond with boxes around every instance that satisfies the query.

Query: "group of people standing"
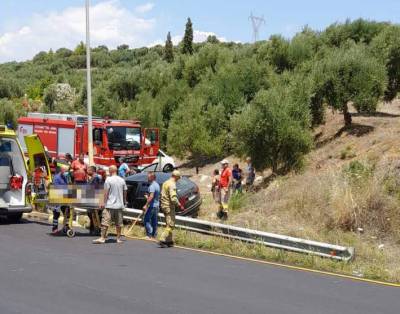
[92,167,183,247]
[211,157,255,219]
[50,154,256,245]
[51,153,183,248]
[51,153,104,235]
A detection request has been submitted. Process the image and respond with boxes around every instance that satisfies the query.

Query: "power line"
[249,13,265,43]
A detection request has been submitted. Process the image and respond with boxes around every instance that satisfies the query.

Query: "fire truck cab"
[17,113,160,169]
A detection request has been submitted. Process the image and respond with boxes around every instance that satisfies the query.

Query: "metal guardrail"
[74,207,354,261]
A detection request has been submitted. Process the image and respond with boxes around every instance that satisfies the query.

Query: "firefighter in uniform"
[159,170,183,247]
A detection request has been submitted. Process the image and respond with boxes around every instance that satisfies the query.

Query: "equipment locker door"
[57,128,75,156]
[17,124,33,151]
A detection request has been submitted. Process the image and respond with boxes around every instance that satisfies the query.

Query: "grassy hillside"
[183,101,400,282]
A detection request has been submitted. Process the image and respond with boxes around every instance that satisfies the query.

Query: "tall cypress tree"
[182,18,194,55]
[164,31,174,63]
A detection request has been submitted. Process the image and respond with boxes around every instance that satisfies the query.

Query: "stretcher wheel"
[66,229,75,238]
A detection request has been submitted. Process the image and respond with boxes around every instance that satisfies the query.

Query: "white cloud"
[282,24,300,38]
[193,30,227,43]
[135,3,155,14]
[0,0,155,62]
[149,30,227,47]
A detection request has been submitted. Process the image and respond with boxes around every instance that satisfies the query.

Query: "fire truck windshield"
[107,127,141,150]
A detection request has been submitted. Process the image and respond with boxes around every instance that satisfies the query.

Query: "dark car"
[125,164,201,217]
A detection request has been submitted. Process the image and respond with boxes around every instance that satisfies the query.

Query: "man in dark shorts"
[87,165,103,235]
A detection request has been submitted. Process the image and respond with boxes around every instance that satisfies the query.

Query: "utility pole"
[249,13,265,42]
[86,0,94,165]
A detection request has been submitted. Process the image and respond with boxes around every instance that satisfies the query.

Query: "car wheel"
[163,164,174,173]
[7,213,23,223]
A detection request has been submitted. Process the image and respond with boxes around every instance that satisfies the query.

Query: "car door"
[24,134,52,183]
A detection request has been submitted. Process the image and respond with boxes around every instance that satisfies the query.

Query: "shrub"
[228,193,247,212]
[340,146,357,160]
[232,84,312,172]
[344,160,373,185]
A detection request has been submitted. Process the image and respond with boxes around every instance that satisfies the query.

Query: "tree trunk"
[343,103,352,127]
[272,161,278,174]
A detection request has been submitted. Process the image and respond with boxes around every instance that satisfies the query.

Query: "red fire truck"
[17,113,160,168]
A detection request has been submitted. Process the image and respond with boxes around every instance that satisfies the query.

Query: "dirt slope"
[180,100,400,282]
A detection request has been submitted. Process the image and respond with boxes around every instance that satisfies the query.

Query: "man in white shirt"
[93,165,127,244]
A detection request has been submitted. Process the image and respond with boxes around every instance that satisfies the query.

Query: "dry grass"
[178,100,400,283]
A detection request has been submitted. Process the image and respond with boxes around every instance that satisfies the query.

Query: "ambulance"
[0,125,51,222]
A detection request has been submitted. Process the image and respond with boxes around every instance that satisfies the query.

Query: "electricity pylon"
[249,13,265,42]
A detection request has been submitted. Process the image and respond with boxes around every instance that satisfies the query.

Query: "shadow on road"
[0,217,37,226]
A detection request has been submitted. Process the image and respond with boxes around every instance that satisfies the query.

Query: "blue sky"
[0,0,399,62]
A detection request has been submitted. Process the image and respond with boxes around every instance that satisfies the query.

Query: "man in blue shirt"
[142,172,160,239]
[118,157,131,178]
[51,165,70,234]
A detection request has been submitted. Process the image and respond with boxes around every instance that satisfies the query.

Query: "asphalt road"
[0,219,398,314]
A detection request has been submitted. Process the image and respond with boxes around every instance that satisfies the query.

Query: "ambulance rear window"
[0,140,12,152]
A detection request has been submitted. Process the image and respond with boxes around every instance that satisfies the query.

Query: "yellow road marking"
[124,234,400,288]
[25,213,399,288]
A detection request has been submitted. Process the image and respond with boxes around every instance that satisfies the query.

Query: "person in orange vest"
[71,153,88,184]
[218,160,232,219]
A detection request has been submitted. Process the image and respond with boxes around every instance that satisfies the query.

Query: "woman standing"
[211,169,222,217]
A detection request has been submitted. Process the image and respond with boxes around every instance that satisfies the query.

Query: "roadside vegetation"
[1,18,399,171]
[122,222,398,283]
[184,102,400,283]
[3,18,400,282]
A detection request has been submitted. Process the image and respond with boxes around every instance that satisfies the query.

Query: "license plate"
[188,194,196,201]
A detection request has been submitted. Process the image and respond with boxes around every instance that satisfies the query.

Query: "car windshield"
[140,163,159,173]
[107,127,141,150]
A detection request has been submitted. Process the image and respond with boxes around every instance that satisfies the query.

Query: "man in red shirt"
[71,153,88,184]
[219,159,232,219]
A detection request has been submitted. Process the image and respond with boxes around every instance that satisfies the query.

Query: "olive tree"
[313,44,387,126]
[232,85,313,173]
[257,35,291,73]
[370,25,400,101]
[167,98,224,158]
[0,99,26,128]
